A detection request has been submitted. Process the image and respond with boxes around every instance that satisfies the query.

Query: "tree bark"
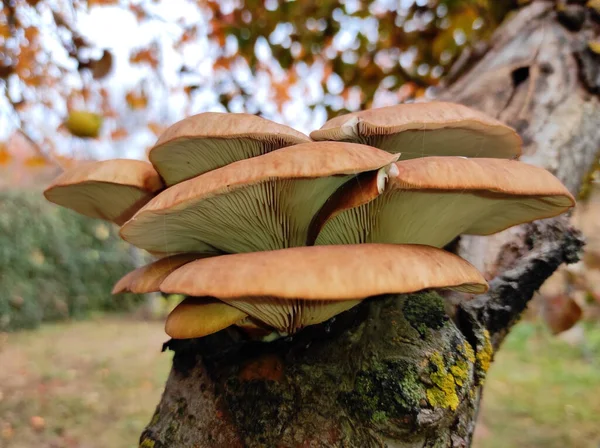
[140,2,599,446]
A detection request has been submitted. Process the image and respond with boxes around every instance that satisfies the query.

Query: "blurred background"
[1,1,599,447]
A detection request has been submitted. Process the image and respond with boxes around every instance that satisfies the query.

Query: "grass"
[0,316,172,448]
[0,317,599,447]
[474,321,600,448]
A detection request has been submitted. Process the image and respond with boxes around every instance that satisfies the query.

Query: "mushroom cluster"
[44,102,575,340]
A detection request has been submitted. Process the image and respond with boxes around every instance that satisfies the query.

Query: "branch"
[458,218,584,351]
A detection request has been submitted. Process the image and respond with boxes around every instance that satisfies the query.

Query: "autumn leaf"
[64,111,103,138]
[88,0,119,6]
[272,80,291,105]
[588,40,600,55]
[0,23,10,39]
[125,90,148,110]
[587,0,600,14]
[130,45,159,68]
[0,144,11,165]
[89,49,113,79]
[176,26,198,48]
[110,128,129,140]
[24,156,49,167]
[129,4,147,21]
[540,294,583,335]
[29,416,45,431]
[147,122,166,136]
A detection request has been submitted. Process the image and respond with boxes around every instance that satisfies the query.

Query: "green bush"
[0,190,144,331]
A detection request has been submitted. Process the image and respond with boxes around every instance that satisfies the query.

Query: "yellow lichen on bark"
[426,352,460,411]
[476,329,493,376]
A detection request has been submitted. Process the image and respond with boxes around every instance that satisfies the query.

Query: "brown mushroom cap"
[160,244,488,334]
[165,297,248,339]
[313,157,575,248]
[310,102,521,160]
[120,142,398,254]
[112,253,209,294]
[44,159,164,225]
[149,112,311,186]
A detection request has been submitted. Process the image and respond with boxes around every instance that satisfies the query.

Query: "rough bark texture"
[141,2,599,446]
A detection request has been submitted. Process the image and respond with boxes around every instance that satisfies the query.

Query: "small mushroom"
[310,101,521,160]
[112,253,209,294]
[149,112,311,186]
[165,297,248,339]
[160,244,488,335]
[120,142,398,254]
[312,157,575,248]
[43,159,164,225]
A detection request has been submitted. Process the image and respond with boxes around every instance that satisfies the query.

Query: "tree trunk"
[140,2,599,447]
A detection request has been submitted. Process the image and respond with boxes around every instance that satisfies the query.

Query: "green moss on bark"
[341,359,425,424]
[402,292,448,337]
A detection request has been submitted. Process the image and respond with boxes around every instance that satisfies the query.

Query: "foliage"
[0,0,516,163]
[0,190,143,331]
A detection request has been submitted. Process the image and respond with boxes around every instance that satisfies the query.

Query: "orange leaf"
[24,27,39,44]
[24,156,48,167]
[88,0,120,5]
[272,80,291,105]
[111,128,129,140]
[130,46,159,68]
[125,91,148,110]
[213,57,233,71]
[0,145,11,165]
[147,122,166,136]
[0,23,10,39]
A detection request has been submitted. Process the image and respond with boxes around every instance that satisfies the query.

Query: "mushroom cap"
[44,159,163,225]
[161,244,488,299]
[149,112,311,185]
[313,157,575,248]
[160,244,488,334]
[310,102,521,160]
[165,297,248,339]
[112,253,209,294]
[120,142,398,254]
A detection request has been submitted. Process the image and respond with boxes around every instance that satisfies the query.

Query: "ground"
[0,316,599,448]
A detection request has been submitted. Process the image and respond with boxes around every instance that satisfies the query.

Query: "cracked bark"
[140,2,599,447]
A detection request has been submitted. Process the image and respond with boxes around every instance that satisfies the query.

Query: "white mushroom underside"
[124,176,352,254]
[48,182,149,223]
[151,138,285,186]
[226,297,362,334]
[315,191,572,248]
[342,129,515,159]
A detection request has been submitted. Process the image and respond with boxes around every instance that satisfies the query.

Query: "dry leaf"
[29,416,45,431]
[0,144,11,165]
[147,122,166,136]
[110,128,129,140]
[130,45,159,68]
[125,90,148,110]
[540,294,583,335]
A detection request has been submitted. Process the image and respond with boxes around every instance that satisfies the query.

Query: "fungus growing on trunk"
[165,297,249,339]
[120,142,398,255]
[312,157,575,247]
[112,253,209,294]
[41,102,575,345]
[148,112,311,186]
[310,101,522,159]
[159,244,488,336]
[43,159,163,225]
